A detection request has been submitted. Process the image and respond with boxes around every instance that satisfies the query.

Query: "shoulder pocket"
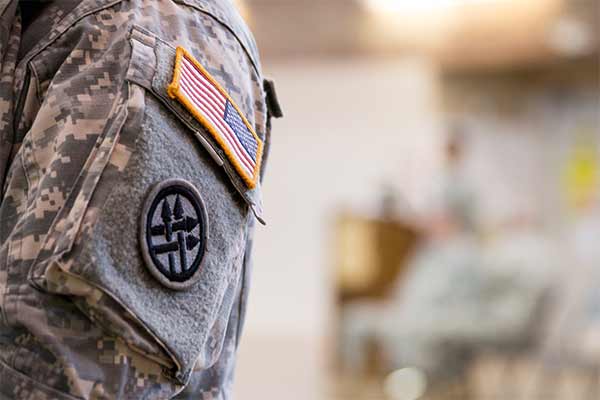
[29,26,265,384]
[127,26,265,223]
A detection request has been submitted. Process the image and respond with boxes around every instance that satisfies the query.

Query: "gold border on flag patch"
[167,46,263,189]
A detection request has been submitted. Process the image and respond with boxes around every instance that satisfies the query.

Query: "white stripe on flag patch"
[167,46,263,189]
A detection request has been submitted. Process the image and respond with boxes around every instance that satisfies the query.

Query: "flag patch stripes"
[167,46,263,189]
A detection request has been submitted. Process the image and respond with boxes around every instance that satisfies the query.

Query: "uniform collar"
[15,0,124,68]
[0,0,17,61]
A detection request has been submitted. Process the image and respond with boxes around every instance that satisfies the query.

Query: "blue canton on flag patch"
[167,46,263,189]
[224,101,259,160]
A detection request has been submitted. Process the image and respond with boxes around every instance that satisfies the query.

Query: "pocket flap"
[127,26,265,224]
[32,27,262,385]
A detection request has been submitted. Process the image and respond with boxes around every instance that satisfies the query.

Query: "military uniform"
[0,0,281,398]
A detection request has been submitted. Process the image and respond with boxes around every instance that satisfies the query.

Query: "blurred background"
[231,0,599,399]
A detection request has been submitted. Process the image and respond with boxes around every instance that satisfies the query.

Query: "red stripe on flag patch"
[167,46,263,189]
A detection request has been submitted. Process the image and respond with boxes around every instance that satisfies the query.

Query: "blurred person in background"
[385,125,555,377]
[342,126,556,389]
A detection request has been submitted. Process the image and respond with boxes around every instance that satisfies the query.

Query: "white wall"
[234,56,444,399]
[245,57,443,339]
[233,56,600,399]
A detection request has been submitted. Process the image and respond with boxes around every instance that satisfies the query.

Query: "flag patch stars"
[167,46,263,189]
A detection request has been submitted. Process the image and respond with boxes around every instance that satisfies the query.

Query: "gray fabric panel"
[173,265,244,399]
[150,38,264,222]
[72,92,248,381]
[126,33,156,89]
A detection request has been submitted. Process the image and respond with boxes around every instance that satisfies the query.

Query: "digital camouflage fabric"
[0,0,275,398]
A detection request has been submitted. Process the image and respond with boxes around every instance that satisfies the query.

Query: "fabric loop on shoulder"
[263,79,284,119]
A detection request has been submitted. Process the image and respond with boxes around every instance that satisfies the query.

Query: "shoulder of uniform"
[171,0,262,75]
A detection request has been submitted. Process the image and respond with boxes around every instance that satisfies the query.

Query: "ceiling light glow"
[364,0,499,14]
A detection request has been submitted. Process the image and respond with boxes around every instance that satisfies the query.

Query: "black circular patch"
[140,179,208,290]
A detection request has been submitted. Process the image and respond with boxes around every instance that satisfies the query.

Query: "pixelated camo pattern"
[0,0,267,398]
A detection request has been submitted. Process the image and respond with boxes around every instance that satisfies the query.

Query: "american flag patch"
[167,46,263,189]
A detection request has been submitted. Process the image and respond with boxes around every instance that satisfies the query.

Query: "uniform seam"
[16,0,126,71]
[26,83,130,288]
[52,255,181,375]
[0,357,84,400]
[234,253,246,347]
[0,242,8,325]
[28,62,43,103]
[234,216,253,346]
[171,0,261,77]
[19,126,33,195]
[1,151,33,326]
[12,0,126,143]
[129,24,157,48]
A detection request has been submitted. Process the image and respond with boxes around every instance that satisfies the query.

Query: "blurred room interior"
[231,0,599,399]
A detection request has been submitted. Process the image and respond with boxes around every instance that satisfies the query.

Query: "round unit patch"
[140,179,208,290]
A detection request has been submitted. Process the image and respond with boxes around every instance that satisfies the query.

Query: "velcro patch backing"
[167,46,263,189]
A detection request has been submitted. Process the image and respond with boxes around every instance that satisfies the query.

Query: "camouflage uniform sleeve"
[0,0,272,398]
